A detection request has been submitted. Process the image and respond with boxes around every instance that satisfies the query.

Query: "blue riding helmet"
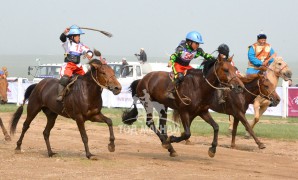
[186,31,204,44]
[68,25,85,36]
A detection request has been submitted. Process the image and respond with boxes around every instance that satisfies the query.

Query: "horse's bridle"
[203,60,237,90]
[90,64,116,90]
[242,78,275,101]
[266,60,288,78]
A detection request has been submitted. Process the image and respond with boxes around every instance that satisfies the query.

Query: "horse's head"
[213,55,244,92]
[258,74,280,107]
[0,77,8,104]
[268,57,292,81]
[89,59,122,95]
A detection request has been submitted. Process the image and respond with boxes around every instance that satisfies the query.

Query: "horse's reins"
[203,60,233,90]
[241,79,274,100]
[90,64,115,90]
[265,60,288,78]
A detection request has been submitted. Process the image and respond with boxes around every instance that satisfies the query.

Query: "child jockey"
[167,31,214,99]
[57,25,94,101]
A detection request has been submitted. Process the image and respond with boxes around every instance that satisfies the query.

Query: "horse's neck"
[80,76,102,97]
[266,64,279,88]
[244,79,261,102]
[266,70,279,88]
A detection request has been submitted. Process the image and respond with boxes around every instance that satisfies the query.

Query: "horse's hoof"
[185,139,193,145]
[90,156,99,161]
[15,149,23,154]
[208,147,216,158]
[5,135,11,141]
[108,144,115,152]
[48,152,57,157]
[258,143,266,149]
[170,151,178,157]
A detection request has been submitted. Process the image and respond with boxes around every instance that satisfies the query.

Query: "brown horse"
[180,73,280,149]
[122,55,244,157]
[0,67,11,141]
[10,59,122,159]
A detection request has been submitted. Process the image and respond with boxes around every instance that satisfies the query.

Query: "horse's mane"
[201,58,217,76]
[239,74,259,83]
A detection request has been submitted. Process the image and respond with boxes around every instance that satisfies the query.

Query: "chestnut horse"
[228,57,292,137]
[122,55,244,157]
[10,59,122,159]
[0,67,11,141]
[181,73,280,149]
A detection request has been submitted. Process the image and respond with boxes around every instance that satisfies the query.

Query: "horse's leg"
[90,113,115,152]
[231,117,239,148]
[15,104,41,152]
[75,117,94,159]
[228,115,234,133]
[158,107,177,157]
[42,108,58,157]
[236,113,265,149]
[0,117,11,141]
[199,111,219,158]
[167,112,192,144]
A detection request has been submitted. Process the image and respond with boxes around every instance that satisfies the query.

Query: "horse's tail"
[172,109,181,124]
[10,83,37,135]
[122,80,141,125]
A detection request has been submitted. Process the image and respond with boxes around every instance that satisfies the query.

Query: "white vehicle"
[107,62,144,84]
[28,63,89,83]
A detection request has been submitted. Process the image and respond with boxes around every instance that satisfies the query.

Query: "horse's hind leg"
[158,107,177,157]
[0,117,11,141]
[42,108,58,157]
[15,104,41,152]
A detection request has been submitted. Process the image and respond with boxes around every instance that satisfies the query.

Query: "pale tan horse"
[0,67,11,141]
[229,57,292,136]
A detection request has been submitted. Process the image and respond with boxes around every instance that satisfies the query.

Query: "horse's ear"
[227,54,234,62]
[2,67,8,77]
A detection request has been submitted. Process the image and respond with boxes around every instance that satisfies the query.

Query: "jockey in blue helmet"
[56,25,94,102]
[167,31,215,99]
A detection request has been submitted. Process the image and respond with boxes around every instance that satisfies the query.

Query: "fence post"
[281,80,288,118]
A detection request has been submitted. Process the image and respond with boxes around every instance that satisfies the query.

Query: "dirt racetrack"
[0,112,297,180]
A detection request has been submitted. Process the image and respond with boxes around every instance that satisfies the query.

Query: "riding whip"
[79,27,113,38]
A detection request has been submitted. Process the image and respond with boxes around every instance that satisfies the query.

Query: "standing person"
[121,58,129,77]
[135,48,147,64]
[57,25,94,101]
[246,33,277,75]
[167,31,215,99]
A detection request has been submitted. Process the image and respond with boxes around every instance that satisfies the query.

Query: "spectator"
[135,48,147,64]
[121,58,129,77]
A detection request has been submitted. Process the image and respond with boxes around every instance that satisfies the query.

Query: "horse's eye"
[278,63,282,65]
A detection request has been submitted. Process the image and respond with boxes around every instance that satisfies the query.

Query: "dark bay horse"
[0,68,11,141]
[10,59,122,159]
[180,73,280,149]
[122,56,244,157]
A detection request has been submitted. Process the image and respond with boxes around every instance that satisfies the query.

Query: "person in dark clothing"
[121,58,129,77]
[135,48,147,64]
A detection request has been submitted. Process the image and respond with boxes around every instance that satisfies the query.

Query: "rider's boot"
[167,78,180,99]
[56,84,65,102]
[217,89,226,104]
[56,75,69,102]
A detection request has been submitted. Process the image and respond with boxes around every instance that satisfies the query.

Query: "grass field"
[1,104,298,140]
